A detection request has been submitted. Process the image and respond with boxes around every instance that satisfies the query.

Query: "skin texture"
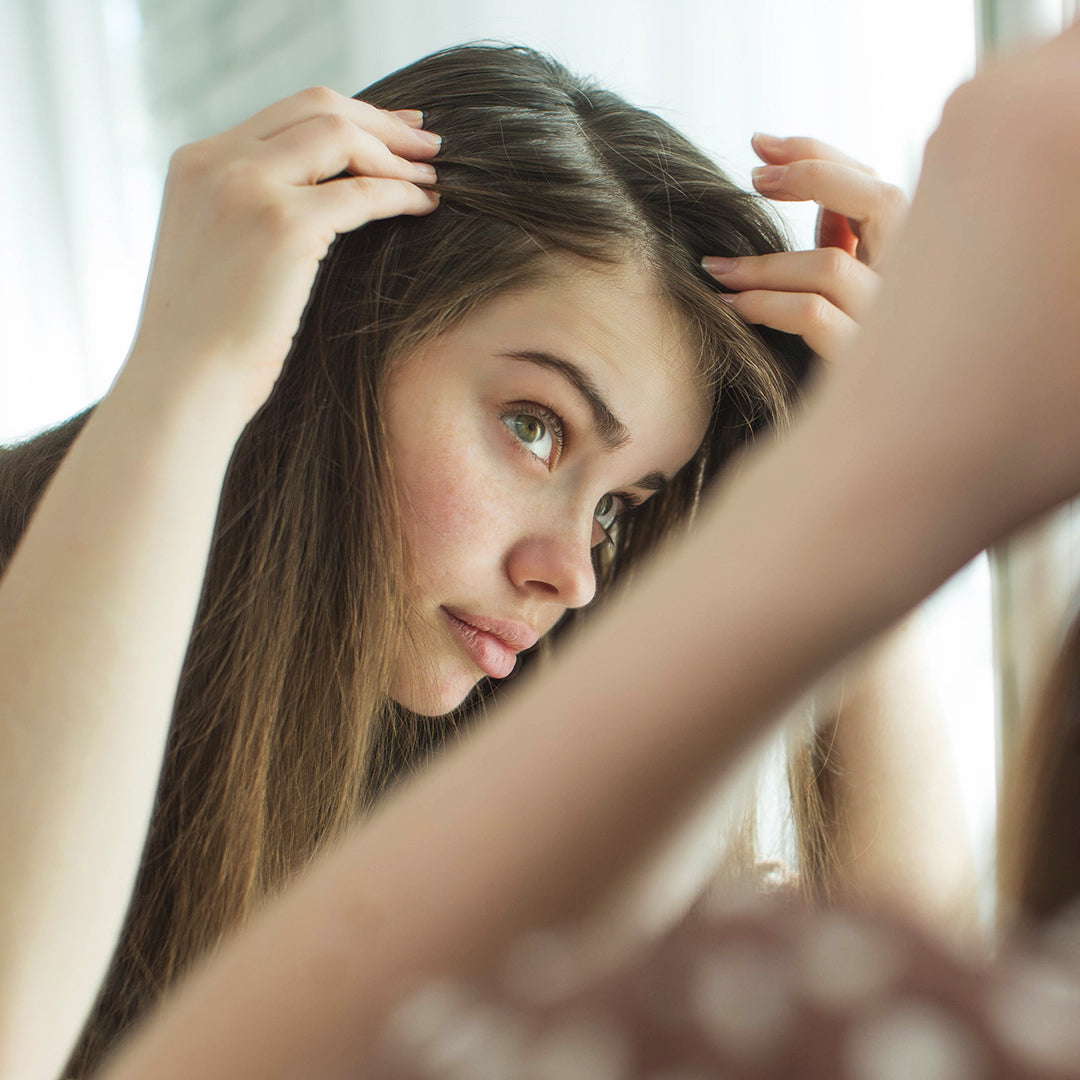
[384,257,708,715]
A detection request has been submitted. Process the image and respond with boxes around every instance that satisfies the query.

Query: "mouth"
[441,607,540,680]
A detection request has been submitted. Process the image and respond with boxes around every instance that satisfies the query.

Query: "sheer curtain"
[1,0,156,443]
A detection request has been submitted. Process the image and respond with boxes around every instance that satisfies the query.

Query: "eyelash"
[501,401,644,544]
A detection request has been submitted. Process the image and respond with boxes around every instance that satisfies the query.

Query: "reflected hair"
[999,604,1080,930]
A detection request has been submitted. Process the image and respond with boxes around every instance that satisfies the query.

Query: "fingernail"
[752,165,785,191]
[412,162,438,183]
[395,109,424,128]
[420,129,443,149]
[718,293,739,304]
[752,132,783,152]
[702,256,738,275]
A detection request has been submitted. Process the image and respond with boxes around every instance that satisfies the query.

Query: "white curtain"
[1,0,155,443]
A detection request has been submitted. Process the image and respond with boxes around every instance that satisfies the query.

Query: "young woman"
[72,23,1080,1080]
[0,44,966,1080]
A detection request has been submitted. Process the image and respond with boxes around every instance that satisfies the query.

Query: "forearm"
[0,357,251,1080]
[100,354,989,1080]
[815,617,978,938]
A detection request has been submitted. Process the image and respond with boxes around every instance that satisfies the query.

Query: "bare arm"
[0,92,439,1080]
[97,28,1080,1077]
[0,370,251,1080]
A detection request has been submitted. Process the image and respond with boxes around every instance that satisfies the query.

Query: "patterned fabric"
[372,894,1080,1080]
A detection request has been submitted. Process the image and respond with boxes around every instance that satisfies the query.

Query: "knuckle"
[798,137,828,160]
[819,246,851,280]
[799,293,830,328]
[298,85,341,110]
[348,174,379,202]
[168,140,213,179]
[314,110,352,138]
[877,181,908,217]
[350,98,379,120]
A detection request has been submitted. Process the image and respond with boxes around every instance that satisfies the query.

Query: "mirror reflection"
[5,4,1077,1079]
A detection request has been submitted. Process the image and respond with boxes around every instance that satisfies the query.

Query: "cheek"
[393,428,511,589]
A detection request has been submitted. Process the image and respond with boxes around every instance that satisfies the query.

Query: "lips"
[442,607,539,680]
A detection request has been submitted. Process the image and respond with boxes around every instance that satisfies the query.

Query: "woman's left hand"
[702,134,908,363]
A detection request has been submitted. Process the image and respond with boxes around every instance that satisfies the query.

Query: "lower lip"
[442,609,518,679]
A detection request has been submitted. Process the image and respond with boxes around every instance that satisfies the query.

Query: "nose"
[505,522,598,610]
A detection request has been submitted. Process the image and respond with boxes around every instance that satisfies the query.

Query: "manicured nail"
[752,165,785,191]
[394,109,425,128]
[718,293,739,303]
[752,132,783,152]
[702,256,739,275]
[412,162,438,183]
[419,128,443,148]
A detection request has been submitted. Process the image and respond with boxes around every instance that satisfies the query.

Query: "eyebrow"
[500,349,671,493]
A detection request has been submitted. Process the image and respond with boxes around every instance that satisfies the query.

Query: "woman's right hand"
[123,87,441,419]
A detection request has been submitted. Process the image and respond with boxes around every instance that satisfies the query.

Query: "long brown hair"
[0,43,820,1075]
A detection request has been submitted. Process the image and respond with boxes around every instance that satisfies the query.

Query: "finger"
[751,133,877,176]
[703,248,878,322]
[302,175,440,238]
[235,87,441,160]
[721,289,859,363]
[390,109,425,129]
[752,160,907,266]
[255,112,439,188]
[751,159,906,221]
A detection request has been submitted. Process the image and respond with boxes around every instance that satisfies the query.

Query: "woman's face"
[384,256,710,715]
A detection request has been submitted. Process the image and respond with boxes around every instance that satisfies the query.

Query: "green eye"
[513,416,546,444]
[595,493,619,531]
[504,410,557,465]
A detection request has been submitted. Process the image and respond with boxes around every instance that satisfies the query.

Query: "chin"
[388,667,480,718]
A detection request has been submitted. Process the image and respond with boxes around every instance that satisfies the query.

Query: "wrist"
[108,341,269,453]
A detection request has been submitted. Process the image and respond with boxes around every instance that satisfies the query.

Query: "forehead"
[467,256,711,449]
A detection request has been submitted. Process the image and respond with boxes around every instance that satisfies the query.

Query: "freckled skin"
[382,256,710,715]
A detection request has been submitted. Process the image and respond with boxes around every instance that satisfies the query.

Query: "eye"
[591,490,643,548]
[502,405,564,468]
[594,492,621,532]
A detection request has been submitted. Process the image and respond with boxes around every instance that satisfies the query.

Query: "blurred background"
[3,0,1077,924]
